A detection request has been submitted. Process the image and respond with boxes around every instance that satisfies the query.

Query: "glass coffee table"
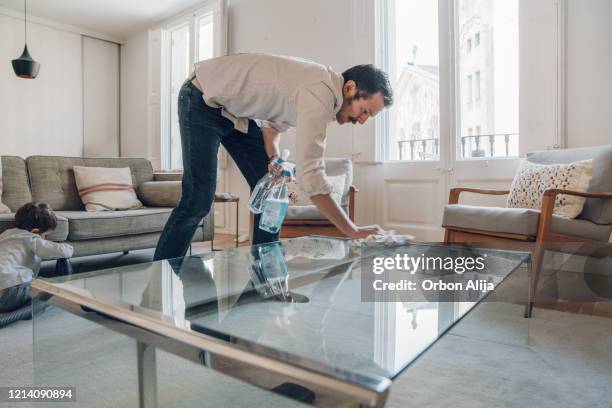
[31,237,529,407]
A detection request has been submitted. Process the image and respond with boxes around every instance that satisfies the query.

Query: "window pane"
[198,14,214,61]
[169,25,190,170]
[457,0,519,159]
[389,0,440,161]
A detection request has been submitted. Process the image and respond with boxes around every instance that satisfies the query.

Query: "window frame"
[160,0,227,170]
[376,0,519,163]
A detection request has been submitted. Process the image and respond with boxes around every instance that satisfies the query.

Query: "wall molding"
[555,0,568,149]
[0,6,121,44]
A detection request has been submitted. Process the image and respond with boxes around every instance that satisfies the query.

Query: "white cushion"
[73,166,143,212]
[287,175,345,206]
[507,159,593,218]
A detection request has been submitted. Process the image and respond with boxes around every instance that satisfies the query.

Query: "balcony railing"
[397,133,518,161]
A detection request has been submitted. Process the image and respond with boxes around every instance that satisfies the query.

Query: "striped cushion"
[73,166,143,212]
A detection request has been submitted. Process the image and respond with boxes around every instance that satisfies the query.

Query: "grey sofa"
[0,156,213,258]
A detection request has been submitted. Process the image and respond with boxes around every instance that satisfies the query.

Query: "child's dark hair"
[14,202,58,233]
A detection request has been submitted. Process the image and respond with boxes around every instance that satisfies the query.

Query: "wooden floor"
[192,233,252,251]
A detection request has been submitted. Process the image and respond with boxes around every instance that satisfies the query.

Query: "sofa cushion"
[56,208,174,240]
[138,181,181,207]
[527,145,612,224]
[26,156,154,211]
[443,204,612,241]
[286,204,350,221]
[1,156,32,212]
[68,229,204,258]
[73,166,143,211]
[0,213,69,242]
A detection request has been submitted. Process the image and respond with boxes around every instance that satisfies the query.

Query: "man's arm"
[310,195,383,239]
[294,86,384,239]
[261,126,280,160]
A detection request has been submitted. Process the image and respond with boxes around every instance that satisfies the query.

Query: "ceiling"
[0,0,204,41]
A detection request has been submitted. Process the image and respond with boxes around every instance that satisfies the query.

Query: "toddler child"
[0,202,73,313]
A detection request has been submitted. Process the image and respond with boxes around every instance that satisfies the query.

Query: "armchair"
[442,145,612,317]
[281,158,357,238]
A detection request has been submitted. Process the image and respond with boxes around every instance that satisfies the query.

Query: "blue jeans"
[0,283,30,313]
[154,82,279,261]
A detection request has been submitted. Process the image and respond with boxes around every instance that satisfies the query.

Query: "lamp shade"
[12,45,40,79]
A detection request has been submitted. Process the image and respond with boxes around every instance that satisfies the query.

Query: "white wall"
[0,13,83,157]
[566,0,612,148]
[120,30,154,163]
[83,36,120,157]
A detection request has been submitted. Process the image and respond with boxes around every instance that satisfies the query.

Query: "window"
[378,0,518,162]
[380,0,440,161]
[456,0,519,159]
[161,1,225,170]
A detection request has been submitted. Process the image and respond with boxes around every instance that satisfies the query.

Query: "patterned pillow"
[0,158,11,214]
[73,166,143,212]
[287,175,345,206]
[507,159,593,218]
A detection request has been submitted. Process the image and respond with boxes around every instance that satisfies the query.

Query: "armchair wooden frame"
[443,187,612,318]
[280,185,358,238]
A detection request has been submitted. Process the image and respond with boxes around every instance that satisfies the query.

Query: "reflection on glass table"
[32,237,529,407]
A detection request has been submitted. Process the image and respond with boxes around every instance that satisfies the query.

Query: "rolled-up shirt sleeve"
[294,87,334,197]
[259,120,291,133]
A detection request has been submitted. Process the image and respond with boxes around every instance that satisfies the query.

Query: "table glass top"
[39,237,529,381]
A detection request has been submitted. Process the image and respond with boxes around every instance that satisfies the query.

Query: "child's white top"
[0,228,73,289]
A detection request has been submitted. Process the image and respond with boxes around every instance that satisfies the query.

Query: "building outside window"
[379,0,518,161]
[457,0,518,159]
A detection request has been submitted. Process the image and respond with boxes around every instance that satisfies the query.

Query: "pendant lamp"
[12,0,40,79]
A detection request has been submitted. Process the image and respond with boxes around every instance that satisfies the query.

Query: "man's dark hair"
[341,64,393,107]
[14,202,57,233]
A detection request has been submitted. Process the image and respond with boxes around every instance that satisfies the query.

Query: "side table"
[213,192,240,250]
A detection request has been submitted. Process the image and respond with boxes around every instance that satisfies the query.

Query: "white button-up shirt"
[194,53,344,197]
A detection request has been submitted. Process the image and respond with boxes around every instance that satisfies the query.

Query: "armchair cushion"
[443,204,612,241]
[323,158,352,207]
[527,145,612,224]
[286,204,350,221]
[507,159,593,218]
[288,175,345,206]
[284,158,353,221]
